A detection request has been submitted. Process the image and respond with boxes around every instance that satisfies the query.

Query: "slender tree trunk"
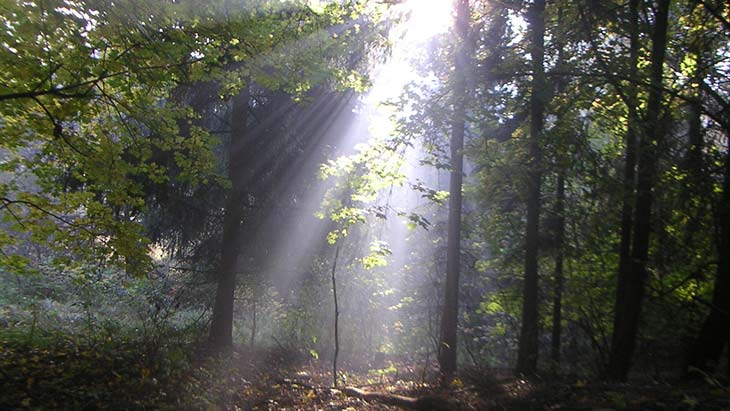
[612,0,640,367]
[551,172,565,369]
[331,244,341,388]
[685,35,705,192]
[550,5,567,372]
[682,27,730,376]
[250,288,256,350]
[679,55,707,268]
[516,0,546,376]
[607,0,670,381]
[686,137,730,375]
[686,88,704,182]
[209,83,250,350]
[438,0,469,381]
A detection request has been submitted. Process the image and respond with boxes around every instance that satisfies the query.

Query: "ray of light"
[232,0,455,353]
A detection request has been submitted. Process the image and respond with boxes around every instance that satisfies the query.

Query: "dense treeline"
[1,0,730,409]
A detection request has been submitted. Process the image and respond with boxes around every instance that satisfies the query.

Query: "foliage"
[2,0,730,408]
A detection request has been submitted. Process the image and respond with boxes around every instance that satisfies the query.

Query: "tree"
[686,134,730,375]
[610,0,641,377]
[208,82,250,348]
[548,3,571,371]
[0,0,214,275]
[437,0,470,380]
[516,0,546,376]
[684,0,730,375]
[607,0,671,381]
[182,2,390,350]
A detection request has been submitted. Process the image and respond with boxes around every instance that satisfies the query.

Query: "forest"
[1,0,729,409]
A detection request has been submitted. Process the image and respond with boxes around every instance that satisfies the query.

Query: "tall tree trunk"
[685,30,705,193]
[686,83,704,183]
[250,287,256,350]
[209,83,250,350]
[438,0,469,381]
[331,244,341,388]
[550,4,567,372]
[611,0,641,369]
[607,0,670,381]
[516,0,546,376]
[686,136,730,375]
[682,20,730,375]
[551,172,565,369]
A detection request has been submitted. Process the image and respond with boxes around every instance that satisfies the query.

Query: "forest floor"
[2,331,730,410]
[249,363,730,411]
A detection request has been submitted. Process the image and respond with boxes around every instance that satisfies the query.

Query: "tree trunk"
[607,0,670,381]
[686,86,704,183]
[551,172,565,370]
[250,287,256,350]
[685,31,705,193]
[550,5,567,372]
[208,83,250,350]
[516,0,546,376]
[611,0,640,370]
[331,244,341,388]
[686,139,730,375]
[438,0,469,381]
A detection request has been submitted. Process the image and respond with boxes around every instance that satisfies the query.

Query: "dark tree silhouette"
[516,0,546,376]
[438,0,470,380]
[608,0,671,381]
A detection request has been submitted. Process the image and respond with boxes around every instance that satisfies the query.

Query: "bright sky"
[365,0,453,138]
[368,0,452,100]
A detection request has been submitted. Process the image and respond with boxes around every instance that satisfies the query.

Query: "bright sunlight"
[401,0,453,40]
[2,0,726,409]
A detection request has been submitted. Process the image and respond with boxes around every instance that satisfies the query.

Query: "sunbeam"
[2,0,717,407]
[242,0,455,367]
